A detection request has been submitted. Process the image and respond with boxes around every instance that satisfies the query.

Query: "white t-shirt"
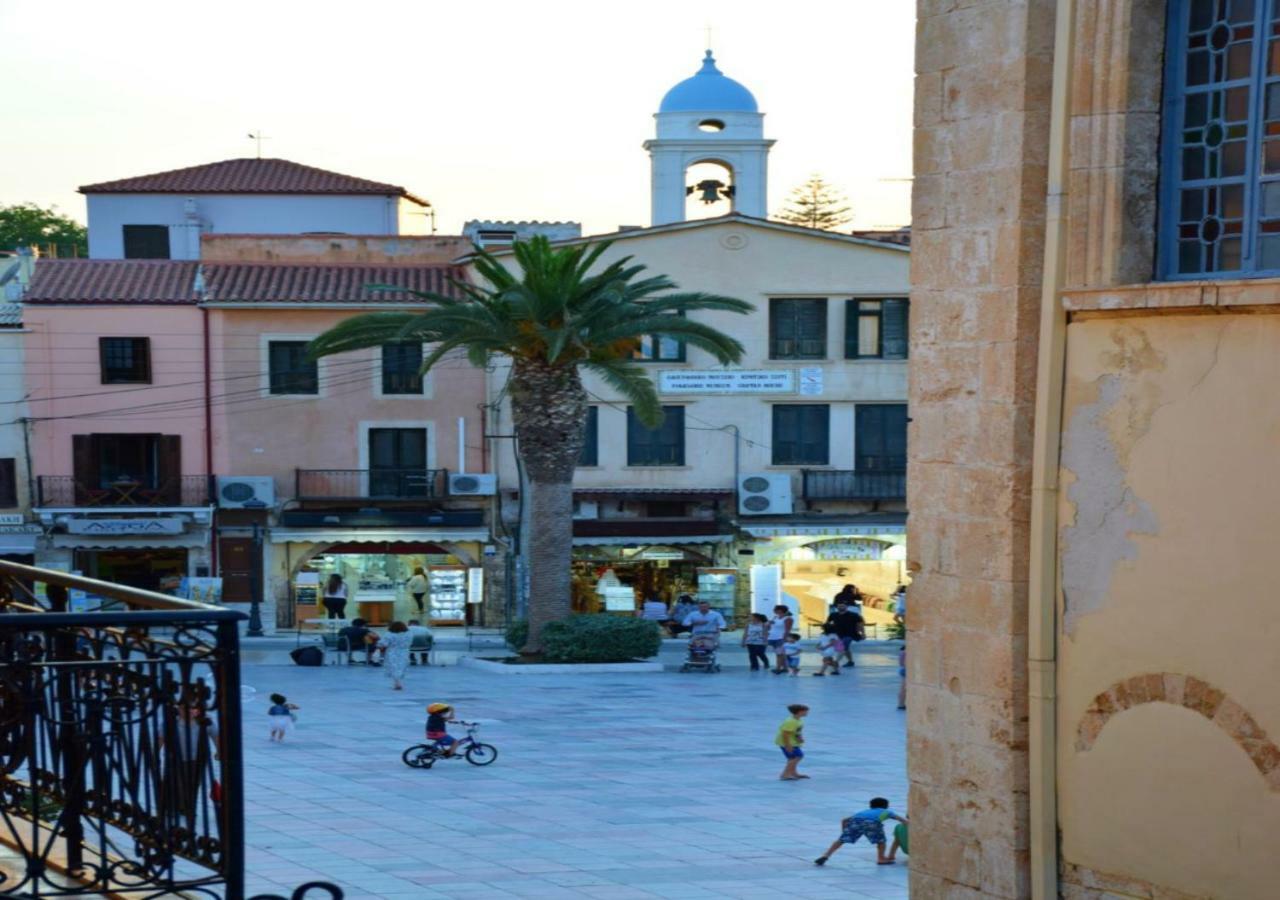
[767,615,791,641]
[784,641,802,659]
[683,609,726,635]
[818,634,841,658]
[324,582,347,600]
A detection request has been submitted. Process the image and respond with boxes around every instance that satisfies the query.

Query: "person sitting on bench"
[338,618,378,665]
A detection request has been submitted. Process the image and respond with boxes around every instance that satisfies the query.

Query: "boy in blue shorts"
[426,702,459,757]
[814,797,908,866]
[776,703,809,780]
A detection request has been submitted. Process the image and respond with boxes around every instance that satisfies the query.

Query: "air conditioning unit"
[737,473,793,516]
[448,473,497,496]
[216,476,275,509]
[573,500,599,520]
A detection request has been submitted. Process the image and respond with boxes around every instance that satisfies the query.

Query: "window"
[846,299,909,359]
[381,342,424,394]
[855,405,908,471]
[99,337,151,384]
[71,433,181,504]
[122,225,170,259]
[769,299,827,359]
[626,406,685,466]
[368,428,428,497]
[0,458,15,507]
[1160,1,1280,277]
[579,406,599,466]
[268,341,318,395]
[772,405,831,465]
[633,312,686,362]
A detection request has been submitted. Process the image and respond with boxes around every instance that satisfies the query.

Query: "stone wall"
[908,1,1056,895]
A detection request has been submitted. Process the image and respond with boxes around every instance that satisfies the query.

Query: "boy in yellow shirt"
[776,703,809,780]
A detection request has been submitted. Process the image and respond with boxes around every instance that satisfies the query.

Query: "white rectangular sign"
[659,369,795,394]
[467,567,485,605]
[66,517,186,535]
[0,514,24,525]
[798,367,824,396]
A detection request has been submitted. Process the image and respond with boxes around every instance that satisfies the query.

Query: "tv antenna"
[247,130,271,159]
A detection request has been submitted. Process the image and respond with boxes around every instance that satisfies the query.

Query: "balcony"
[37,475,212,508]
[295,468,447,501]
[0,560,341,899]
[802,469,907,501]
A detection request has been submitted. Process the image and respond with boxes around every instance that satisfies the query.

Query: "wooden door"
[218,538,257,602]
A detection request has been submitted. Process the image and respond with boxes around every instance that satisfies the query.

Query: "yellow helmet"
[426,703,451,714]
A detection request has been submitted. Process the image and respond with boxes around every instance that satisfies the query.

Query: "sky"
[0,0,915,237]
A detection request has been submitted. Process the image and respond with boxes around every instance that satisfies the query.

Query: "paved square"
[239,643,908,899]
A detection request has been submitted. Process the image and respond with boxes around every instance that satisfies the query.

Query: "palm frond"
[307,312,424,360]
[584,359,662,427]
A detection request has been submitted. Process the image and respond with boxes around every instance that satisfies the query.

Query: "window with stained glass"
[1161,0,1280,277]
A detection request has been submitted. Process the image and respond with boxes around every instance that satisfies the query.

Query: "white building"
[80,158,432,259]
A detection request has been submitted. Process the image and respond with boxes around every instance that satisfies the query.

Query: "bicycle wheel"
[401,744,435,768]
[465,743,498,766]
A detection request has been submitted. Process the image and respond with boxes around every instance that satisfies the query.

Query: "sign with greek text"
[659,369,795,394]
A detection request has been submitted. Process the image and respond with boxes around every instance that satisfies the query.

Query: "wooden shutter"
[0,458,16,507]
[579,407,599,466]
[882,299,909,359]
[72,434,98,504]
[156,435,182,504]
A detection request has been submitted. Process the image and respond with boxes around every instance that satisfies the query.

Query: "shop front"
[269,527,490,628]
[570,534,739,620]
[0,515,39,565]
[740,515,908,631]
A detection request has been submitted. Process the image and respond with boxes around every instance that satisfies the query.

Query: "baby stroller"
[680,634,721,673]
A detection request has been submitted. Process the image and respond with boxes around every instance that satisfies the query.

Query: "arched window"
[1160,1,1280,278]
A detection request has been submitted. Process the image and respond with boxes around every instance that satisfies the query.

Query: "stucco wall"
[200,234,470,265]
[22,305,210,480]
[0,328,29,512]
[86,194,406,259]
[1057,312,1280,900]
[485,221,911,495]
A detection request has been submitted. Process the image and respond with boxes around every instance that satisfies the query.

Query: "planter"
[459,657,664,675]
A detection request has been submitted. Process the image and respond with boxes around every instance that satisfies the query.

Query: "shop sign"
[0,513,25,525]
[467,567,484,605]
[0,524,41,534]
[798,367,824,396]
[802,538,887,560]
[65,518,186,536]
[638,550,685,560]
[659,369,795,394]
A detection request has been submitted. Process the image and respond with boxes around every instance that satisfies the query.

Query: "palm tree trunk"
[509,358,587,655]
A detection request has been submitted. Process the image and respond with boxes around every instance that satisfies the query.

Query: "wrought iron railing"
[801,469,907,500]
[36,475,213,508]
[294,468,446,501]
[0,561,342,899]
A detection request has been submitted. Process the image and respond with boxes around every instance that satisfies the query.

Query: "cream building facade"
[485,215,911,624]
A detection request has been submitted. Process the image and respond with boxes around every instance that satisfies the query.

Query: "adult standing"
[406,567,429,616]
[682,600,727,641]
[767,604,794,674]
[378,621,413,690]
[831,583,862,612]
[825,599,866,667]
[637,594,670,632]
[668,594,698,636]
[322,573,348,620]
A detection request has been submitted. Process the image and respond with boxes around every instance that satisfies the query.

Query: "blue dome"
[659,51,758,113]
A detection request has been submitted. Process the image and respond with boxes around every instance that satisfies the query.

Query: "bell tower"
[644,50,775,225]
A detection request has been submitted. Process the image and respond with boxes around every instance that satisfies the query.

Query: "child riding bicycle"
[425,702,459,757]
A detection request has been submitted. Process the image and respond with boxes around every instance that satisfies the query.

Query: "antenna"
[247,130,271,159]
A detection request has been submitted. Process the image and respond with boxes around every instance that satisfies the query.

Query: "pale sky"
[0,0,915,237]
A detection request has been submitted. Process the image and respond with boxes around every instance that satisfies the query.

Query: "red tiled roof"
[79,158,429,206]
[24,260,200,304]
[200,262,465,303]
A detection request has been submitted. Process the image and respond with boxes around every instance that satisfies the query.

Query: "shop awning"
[0,533,38,555]
[573,488,733,500]
[49,534,210,550]
[268,528,489,545]
[571,534,735,546]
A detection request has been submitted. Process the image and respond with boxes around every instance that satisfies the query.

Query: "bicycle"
[401,721,498,768]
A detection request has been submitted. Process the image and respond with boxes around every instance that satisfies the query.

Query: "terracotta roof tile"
[79,158,429,206]
[201,262,465,303]
[24,260,200,304]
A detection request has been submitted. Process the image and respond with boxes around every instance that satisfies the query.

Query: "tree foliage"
[776,175,853,231]
[0,203,87,256]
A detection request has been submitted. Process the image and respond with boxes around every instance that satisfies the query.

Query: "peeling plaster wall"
[1057,313,1280,899]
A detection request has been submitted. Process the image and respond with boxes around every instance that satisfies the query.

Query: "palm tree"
[309,236,752,654]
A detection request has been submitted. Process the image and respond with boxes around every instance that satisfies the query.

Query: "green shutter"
[882,299,909,359]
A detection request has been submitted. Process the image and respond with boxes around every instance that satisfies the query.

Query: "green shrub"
[504,618,529,650]
[540,615,662,663]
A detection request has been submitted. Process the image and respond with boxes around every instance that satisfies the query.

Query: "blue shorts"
[779,746,804,760]
[840,817,886,845]
[428,734,457,747]
[767,639,785,651]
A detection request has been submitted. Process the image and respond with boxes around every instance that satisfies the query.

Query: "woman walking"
[406,567,429,615]
[322,573,348,619]
[767,604,793,674]
[378,621,413,690]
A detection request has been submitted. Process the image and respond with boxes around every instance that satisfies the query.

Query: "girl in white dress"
[378,622,414,690]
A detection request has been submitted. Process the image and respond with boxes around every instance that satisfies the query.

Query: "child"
[813,626,842,677]
[814,797,909,866]
[776,703,809,780]
[783,632,803,676]
[267,693,298,743]
[742,612,769,671]
[897,643,907,710]
[425,702,459,757]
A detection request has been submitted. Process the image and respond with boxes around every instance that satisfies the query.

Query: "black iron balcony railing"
[36,475,212,508]
[0,560,342,899]
[294,468,447,501]
[802,469,907,501]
